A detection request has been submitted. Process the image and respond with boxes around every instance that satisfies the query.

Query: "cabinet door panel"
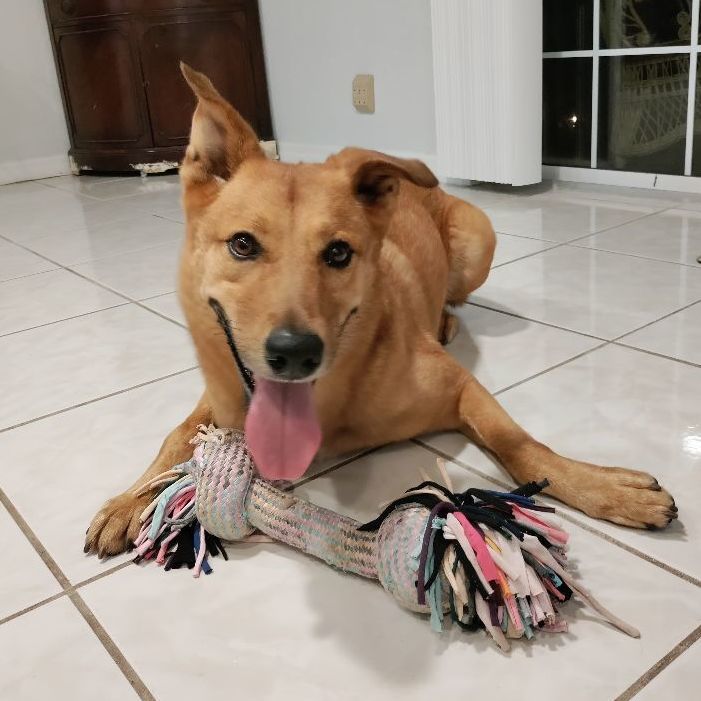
[140,11,264,146]
[55,23,151,147]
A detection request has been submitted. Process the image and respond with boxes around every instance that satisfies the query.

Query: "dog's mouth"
[208,298,322,481]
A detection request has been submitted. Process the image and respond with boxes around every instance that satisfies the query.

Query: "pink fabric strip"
[156,529,181,564]
[445,514,493,595]
[512,506,568,545]
[542,575,567,602]
[454,512,500,584]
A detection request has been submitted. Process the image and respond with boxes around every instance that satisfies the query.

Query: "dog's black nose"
[265,328,324,380]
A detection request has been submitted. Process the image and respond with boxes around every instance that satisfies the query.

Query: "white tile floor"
[0,174,699,700]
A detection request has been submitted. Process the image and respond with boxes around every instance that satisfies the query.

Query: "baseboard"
[277,142,438,174]
[543,164,701,194]
[0,154,72,186]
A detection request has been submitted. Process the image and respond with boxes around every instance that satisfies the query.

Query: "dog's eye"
[228,232,261,259]
[323,240,354,269]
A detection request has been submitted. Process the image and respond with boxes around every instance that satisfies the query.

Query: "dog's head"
[179,64,437,479]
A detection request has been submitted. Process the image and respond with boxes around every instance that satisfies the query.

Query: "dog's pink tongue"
[244,377,322,481]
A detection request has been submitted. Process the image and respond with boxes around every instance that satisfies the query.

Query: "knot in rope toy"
[132,425,639,651]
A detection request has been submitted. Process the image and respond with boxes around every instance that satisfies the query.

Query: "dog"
[85,64,676,557]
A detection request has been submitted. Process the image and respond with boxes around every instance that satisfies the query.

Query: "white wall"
[0,1,71,185]
[259,0,436,166]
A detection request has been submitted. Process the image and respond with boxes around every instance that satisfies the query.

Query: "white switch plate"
[352,74,375,113]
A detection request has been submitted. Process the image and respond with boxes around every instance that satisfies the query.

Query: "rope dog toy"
[132,425,640,651]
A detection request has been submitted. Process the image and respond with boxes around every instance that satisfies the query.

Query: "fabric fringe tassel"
[132,465,227,577]
[359,478,640,650]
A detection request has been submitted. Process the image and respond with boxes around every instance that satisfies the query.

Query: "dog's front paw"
[575,466,677,530]
[84,491,151,558]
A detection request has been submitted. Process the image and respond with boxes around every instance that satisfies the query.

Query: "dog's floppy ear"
[180,62,264,184]
[336,148,438,207]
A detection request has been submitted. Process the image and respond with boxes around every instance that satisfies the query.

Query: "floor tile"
[543,180,684,208]
[40,174,179,201]
[576,208,701,267]
[620,302,701,366]
[442,183,547,210]
[0,506,61,620]
[672,193,701,212]
[69,242,181,299]
[0,239,57,282]
[481,198,658,243]
[23,213,184,266]
[38,174,122,196]
[0,180,51,207]
[0,269,125,336]
[0,597,138,701]
[635,635,701,700]
[82,442,701,701]
[0,190,142,244]
[492,232,556,267]
[474,245,701,339]
[130,188,183,219]
[141,293,186,326]
[423,344,701,580]
[447,305,599,393]
[0,304,197,431]
[155,208,185,223]
[0,370,203,583]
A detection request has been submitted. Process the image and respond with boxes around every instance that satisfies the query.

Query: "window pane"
[601,0,692,49]
[543,58,593,167]
[692,55,701,175]
[598,55,689,175]
[544,0,593,51]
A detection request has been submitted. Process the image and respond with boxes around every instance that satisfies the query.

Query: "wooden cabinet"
[44,0,272,173]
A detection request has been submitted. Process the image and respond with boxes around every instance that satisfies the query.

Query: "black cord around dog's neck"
[208,298,255,397]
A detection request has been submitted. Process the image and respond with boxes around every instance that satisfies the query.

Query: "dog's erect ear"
[336,148,438,207]
[180,62,264,183]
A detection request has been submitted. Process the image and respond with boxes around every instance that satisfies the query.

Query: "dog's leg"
[424,351,677,529]
[85,395,211,557]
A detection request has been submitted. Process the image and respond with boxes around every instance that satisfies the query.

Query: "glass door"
[543,0,701,176]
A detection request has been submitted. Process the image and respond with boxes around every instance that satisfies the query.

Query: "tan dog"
[85,65,676,557]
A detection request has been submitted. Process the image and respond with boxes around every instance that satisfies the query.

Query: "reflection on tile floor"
[1,175,700,700]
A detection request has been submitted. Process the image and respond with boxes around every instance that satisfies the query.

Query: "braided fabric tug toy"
[133,425,640,651]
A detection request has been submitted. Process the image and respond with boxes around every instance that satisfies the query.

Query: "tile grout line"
[492,342,610,396]
[0,233,188,332]
[489,205,679,270]
[0,267,62,284]
[0,301,131,340]
[37,177,124,199]
[152,213,185,225]
[615,625,701,701]
[611,298,701,342]
[468,300,701,371]
[490,243,560,269]
[0,561,134,626]
[413,439,701,589]
[466,300,610,341]
[0,366,198,435]
[613,341,701,371]
[0,490,155,699]
[292,447,381,489]
[568,241,701,270]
